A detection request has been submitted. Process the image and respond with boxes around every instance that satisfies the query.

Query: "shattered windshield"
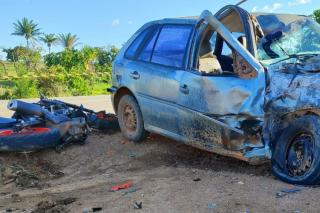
[257,17,320,65]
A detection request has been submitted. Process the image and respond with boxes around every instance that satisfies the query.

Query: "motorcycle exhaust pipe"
[7,100,65,124]
[8,100,44,117]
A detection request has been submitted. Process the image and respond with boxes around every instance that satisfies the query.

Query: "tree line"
[11,17,78,53]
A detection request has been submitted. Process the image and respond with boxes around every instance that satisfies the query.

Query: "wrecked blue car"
[109,5,320,185]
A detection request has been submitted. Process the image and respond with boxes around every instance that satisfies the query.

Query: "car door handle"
[180,84,189,94]
[130,71,140,80]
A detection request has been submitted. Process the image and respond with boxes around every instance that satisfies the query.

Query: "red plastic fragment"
[0,130,13,136]
[0,128,50,137]
[111,181,133,191]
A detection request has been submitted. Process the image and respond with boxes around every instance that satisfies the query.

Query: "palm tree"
[12,17,41,48]
[40,33,58,53]
[58,33,79,50]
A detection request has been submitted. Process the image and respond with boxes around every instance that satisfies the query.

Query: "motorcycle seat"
[0,117,17,128]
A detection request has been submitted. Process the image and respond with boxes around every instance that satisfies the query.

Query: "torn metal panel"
[262,56,320,153]
[265,59,320,115]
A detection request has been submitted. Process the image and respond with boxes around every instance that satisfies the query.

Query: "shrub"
[36,66,69,97]
[12,77,38,98]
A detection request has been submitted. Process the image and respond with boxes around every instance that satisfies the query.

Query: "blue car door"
[124,24,195,137]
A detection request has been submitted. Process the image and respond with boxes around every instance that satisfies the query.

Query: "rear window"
[138,27,160,62]
[151,25,193,68]
[125,26,156,59]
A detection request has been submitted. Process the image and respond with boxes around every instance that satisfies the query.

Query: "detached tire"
[272,115,320,185]
[117,95,148,142]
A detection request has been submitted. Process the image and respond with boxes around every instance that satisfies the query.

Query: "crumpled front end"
[264,57,320,146]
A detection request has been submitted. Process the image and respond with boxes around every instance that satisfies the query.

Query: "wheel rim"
[286,133,314,177]
[122,104,137,133]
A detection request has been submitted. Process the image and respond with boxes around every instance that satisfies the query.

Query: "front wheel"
[117,95,148,142]
[272,115,320,185]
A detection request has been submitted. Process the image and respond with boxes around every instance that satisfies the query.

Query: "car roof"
[151,18,198,25]
[149,12,307,34]
[152,12,305,25]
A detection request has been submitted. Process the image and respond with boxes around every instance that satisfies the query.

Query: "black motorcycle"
[0,96,119,152]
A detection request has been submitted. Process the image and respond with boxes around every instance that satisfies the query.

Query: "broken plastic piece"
[276,186,302,198]
[92,207,102,212]
[281,186,301,194]
[208,203,217,209]
[193,178,201,182]
[134,202,142,209]
[111,181,133,191]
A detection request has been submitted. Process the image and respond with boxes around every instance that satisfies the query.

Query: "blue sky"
[0,0,319,58]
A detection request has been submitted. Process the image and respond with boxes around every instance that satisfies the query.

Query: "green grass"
[91,82,111,95]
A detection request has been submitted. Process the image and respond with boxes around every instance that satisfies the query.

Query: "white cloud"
[112,19,120,26]
[253,2,283,12]
[252,6,258,12]
[288,0,311,7]
[270,3,283,11]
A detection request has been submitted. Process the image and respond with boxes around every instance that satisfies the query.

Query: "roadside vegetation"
[0,18,118,99]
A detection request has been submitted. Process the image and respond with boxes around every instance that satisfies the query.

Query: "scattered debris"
[128,151,137,158]
[31,201,56,213]
[281,187,301,194]
[82,207,103,213]
[193,178,201,182]
[208,203,217,210]
[37,160,64,179]
[111,180,133,191]
[237,181,244,185]
[1,164,39,188]
[276,186,302,198]
[5,208,14,212]
[0,158,65,190]
[56,197,77,205]
[82,208,91,213]
[31,198,77,213]
[11,194,21,203]
[120,140,128,145]
[122,187,140,196]
[92,207,102,212]
[276,191,286,198]
[134,202,142,209]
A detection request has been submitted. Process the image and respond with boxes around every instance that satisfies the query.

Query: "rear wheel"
[272,115,320,185]
[117,95,148,142]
